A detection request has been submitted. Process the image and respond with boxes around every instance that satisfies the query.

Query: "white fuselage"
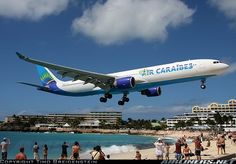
[55,59,229,96]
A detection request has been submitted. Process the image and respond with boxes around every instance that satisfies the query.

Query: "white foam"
[80,144,136,159]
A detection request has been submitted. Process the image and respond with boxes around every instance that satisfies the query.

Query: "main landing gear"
[200,79,206,89]
[118,93,129,106]
[100,93,112,103]
[99,93,130,105]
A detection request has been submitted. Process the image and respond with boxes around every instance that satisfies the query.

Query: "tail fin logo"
[36,65,54,86]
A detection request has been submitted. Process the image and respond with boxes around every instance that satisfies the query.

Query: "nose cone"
[223,63,229,69]
[216,63,229,75]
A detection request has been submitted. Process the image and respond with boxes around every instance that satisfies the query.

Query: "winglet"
[16,52,28,60]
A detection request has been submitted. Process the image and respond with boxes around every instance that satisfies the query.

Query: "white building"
[167,99,236,129]
[78,120,100,128]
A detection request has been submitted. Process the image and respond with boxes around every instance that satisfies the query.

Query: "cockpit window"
[213,60,221,64]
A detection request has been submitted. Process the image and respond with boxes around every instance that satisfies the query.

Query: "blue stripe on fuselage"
[46,75,213,96]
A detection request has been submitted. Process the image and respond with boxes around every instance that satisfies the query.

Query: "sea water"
[0,131,176,159]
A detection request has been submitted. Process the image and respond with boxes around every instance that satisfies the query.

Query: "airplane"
[16,52,229,105]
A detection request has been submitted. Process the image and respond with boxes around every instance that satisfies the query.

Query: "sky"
[0,0,236,121]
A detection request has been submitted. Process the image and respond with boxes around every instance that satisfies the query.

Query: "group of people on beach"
[14,140,81,161]
[150,131,236,161]
[151,135,204,161]
[0,137,106,160]
[58,141,81,160]
[175,134,209,160]
[1,131,236,160]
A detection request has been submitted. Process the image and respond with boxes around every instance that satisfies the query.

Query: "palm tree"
[206,118,216,128]
[186,119,194,127]
[161,117,166,121]
[222,115,229,126]
[214,112,223,131]
[175,120,186,129]
[62,116,69,124]
[228,115,233,127]
[127,118,133,123]
[99,120,107,129]
[214,112,223,125]
[115,117,122,129]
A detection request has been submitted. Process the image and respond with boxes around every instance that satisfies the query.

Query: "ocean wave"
[80,144,136,159]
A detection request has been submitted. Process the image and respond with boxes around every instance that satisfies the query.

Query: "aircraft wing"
[16,52,115,90]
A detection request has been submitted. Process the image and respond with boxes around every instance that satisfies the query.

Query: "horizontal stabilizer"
[17,82,50,91]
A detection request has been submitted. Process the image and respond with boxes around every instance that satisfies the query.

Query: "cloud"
[122,104,192,120]
[209,0,236,27]
[16,109,43,115]
[72,0,195,45]
[123,100,213,120]
[17,110,28,115]
[0,0,70,21]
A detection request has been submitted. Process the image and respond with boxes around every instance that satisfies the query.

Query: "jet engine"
[141,87,161,97]
[114,77,135,89]
[48,81,59,91]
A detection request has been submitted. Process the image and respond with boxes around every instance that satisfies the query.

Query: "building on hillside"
[4,111,122,128]
[167,99,236,129]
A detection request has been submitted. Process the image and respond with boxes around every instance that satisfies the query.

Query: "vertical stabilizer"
[36,65,60,86]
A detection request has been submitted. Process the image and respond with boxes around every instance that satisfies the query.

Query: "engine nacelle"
[114,77,135,89]
[48,81,59,91]
[141,87,161,97]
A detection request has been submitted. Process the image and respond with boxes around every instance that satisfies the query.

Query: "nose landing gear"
[200,80,206,89]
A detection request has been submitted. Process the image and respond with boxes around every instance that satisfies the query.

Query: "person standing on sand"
[219,135,225,154]
[15,147,27,160]
[154,138,165,160]
[135,150,142,160]
[62,142,69,158]
[194,137,202,160]
[216,138,221,155]
[0,137,10,160]
[165,143,170,160]
[72,141,80,160]
[43,144,48,160]
[33,142,40,160]
[200,132,204,142]
[183,144,191,160]
[90,145,105,160]
[175,139,182,160]
[90,146,99,160]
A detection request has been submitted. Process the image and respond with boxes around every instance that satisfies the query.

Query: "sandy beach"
[110,130,236,160]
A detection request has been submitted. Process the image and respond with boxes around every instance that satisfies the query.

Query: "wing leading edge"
[16,52,115,90]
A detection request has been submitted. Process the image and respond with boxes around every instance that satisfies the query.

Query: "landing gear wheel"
[200,80,206,89]
[100,97,107,103]
[123,97,129,102]
[201,84,206,89]
[118,100,124,105]
[105,93,112,99]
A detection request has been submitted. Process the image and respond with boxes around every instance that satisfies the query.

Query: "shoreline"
[110,131,236,160]
[0,128,211,137]
[1,130,235,160]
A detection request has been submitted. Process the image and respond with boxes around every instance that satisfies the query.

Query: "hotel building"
[4,111,122,128]
[167,99,236,129]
